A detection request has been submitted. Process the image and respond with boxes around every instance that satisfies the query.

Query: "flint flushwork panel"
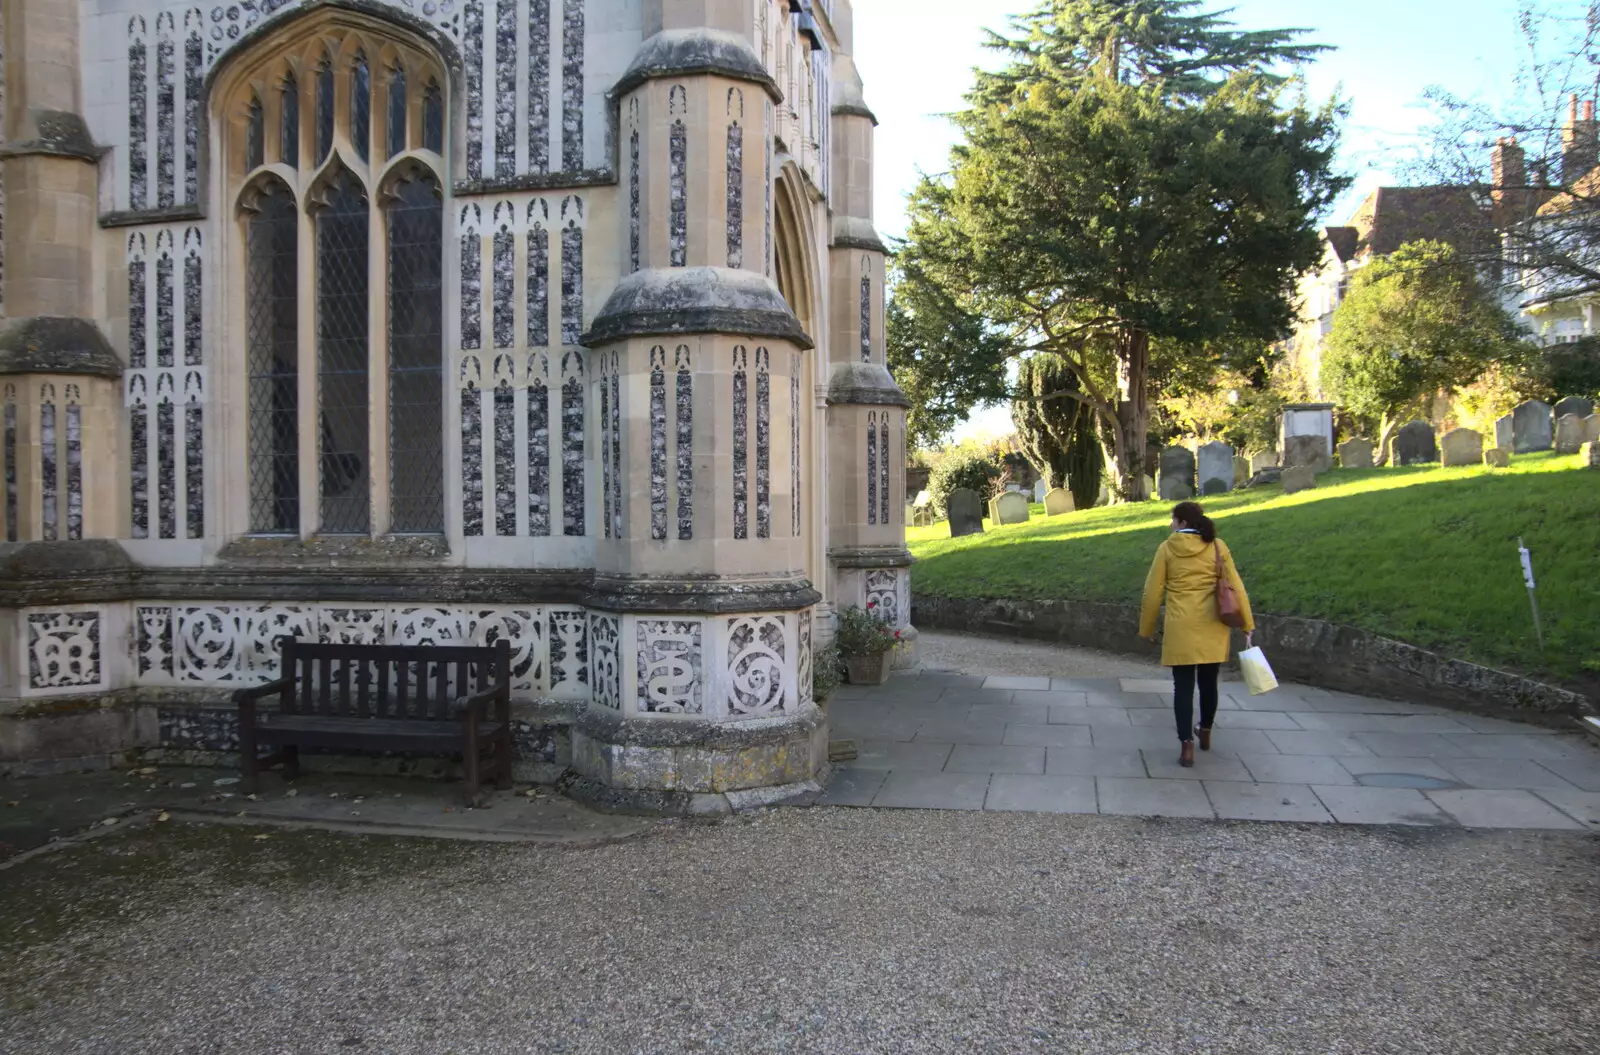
[726,614,788,717]
[456,195,586,538]
[637,619,703,714]
[27,611,103,691]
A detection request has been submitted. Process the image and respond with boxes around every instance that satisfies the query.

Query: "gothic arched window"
[228,19,447,537]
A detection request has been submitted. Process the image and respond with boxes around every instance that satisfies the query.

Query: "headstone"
[1553,395,1594,421]
[1337,438,1374,469]
[1511,400,1553,453]
[1585,414,1600,444]
[1554,413,1585,454]
[911,489,935,527]
[1439,427,1484,467]
[1157,446,1196,501]
[990,491,1030,525]
[1281,465,1317,494]
[1245,467,1282,488]
[1483,447,1510,468]
[1233,455,1250,487]
[1043,488,1075,516]
[1250,450,1278,474]
[1033,479,1048,503]
[1196,441,1234,496]
[1588,441,1600,469]
[947,489,983,537]
[1391,420,1438,465]
[1282,434,1331,473]
[1494,413,1514,451]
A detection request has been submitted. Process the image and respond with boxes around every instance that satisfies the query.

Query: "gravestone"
[1439,427,1484,467]
[1245,467,1282,488]
[1157,446,1196,501]
[1033,479,1048,503]
[1196,441,1234,496]
[1511,400,1553,453]
[947,489,984,537]
[990,491,1031,525]
[1337,438,1374,469]
[1585,414,1600,444]
[1391,420,1438,465]
[1494,413,1514,451]
[1250,450,1278,474]
[911,490,935,527]
[1483,447,1510,468]
[1281,465,1317,494]
[1589,441,1600,469]
[1233,455,1250,487]
[1553,395,1594,422]
[1044,488,1075,516]
[1554,413,1585,454]
[1282,434,1331,473]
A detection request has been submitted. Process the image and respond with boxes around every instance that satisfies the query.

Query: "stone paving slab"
[821,670,1600,830]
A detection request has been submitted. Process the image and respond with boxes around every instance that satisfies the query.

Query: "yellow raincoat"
[1139,532,1255,667]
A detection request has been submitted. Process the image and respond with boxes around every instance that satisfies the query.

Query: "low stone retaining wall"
[913,595,1594,724]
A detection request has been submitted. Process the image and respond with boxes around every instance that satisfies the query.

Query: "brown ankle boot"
[1179,741,1195,768]
[1196,727,1212,752]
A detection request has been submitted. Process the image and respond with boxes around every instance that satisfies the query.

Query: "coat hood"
[1164,532,1215,558]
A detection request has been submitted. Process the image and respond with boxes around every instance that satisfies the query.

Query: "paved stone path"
[824,672,1600,829]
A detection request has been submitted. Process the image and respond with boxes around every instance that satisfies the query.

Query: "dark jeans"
[1172,663,1220,742]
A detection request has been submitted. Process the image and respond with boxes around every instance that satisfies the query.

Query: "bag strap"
[1213,542,1225,580]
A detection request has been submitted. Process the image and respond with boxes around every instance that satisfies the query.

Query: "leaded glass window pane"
[316,58,334,162]
[423,81,443,154]
[280,73,299,167]
[246,181,299,533]
[387,174,444,532]
[246,94,264,170]
[387,66,407,160]
[316,171,370,534]
[351,52,371,163]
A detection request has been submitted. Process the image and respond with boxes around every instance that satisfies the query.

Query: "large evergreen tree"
[890,0,1345,500]
[1012,354,1105,509]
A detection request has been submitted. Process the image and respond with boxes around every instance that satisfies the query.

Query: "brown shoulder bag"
[1214,543,1245,629]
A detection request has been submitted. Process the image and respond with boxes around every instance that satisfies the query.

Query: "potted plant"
[835,603,901,685]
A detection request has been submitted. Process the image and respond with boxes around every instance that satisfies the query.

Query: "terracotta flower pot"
[844,652,892,686]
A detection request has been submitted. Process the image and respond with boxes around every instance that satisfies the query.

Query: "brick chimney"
[1561,94,1598,185]
[1492,135,1525,201]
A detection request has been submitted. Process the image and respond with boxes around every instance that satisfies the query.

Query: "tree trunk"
[1374,414,1400,467]
[1107,328,1152,502]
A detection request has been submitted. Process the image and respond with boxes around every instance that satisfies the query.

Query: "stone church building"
[0,0,910,810]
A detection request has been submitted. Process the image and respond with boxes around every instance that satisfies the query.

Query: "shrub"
[812,645,843,703]
[927,446,1001,518]
[834,604,901,656]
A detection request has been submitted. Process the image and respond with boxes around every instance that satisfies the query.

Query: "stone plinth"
[1282,434,1331,473]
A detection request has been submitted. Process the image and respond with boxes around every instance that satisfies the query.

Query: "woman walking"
[1138,501,1254,768]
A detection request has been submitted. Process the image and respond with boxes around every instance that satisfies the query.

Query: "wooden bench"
[232,638,513,804]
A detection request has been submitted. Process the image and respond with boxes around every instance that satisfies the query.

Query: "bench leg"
[495,710,512,792]
[463,716,482,807]
[282,744,301,780]
[239,719,259,794]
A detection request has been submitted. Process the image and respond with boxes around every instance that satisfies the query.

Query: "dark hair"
[1171,501,1217,543]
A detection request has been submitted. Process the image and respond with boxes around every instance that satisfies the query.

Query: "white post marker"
[1518,537,1544,649]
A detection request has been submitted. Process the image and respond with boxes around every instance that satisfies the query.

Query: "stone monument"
[1391,421,1439,465]
[1439,428,1484,468]
[1589,441,1600,469]
[948,489,985,537]
[1584,414,1600,444]
[1281,465,1317,494]
[1250,451,1278,474]
[1512,400,1553,453]
[1494,413,1514,451]
[1282,434,1331,473]
[1033,479,1048,503]
[1044,488,1075,516]
[1555,414,1586,454]
[1337,438,1375,469]
[1553,395,1594,422]
[1196,441,1235,496]
[990,491,1031,525]
[1158,447,1196,501]
[1483,447,1510,468]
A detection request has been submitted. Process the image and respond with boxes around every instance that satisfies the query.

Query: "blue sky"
[852,0,1529,441]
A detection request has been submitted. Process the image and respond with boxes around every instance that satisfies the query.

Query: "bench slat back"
[276,641,507,721]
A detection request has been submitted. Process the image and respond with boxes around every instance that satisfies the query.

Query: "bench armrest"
[232,676,293,706]
[453,686,497,718]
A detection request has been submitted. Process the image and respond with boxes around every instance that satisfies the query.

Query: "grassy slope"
[907,453,1600,684]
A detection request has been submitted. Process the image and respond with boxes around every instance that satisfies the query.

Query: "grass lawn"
[907,452,1600,686]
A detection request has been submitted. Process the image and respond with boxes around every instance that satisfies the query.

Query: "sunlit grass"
[908,453,1600,684]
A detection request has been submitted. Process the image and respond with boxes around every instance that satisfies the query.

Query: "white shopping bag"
[1237,646,1278,696]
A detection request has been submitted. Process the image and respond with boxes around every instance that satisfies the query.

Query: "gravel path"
[4,811,1597,1054]
[917,629,1166,680]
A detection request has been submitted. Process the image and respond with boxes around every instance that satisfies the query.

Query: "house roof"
[1536,163,1600,216]
[1347,186,1496,258]
[1324,226,1359,263]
